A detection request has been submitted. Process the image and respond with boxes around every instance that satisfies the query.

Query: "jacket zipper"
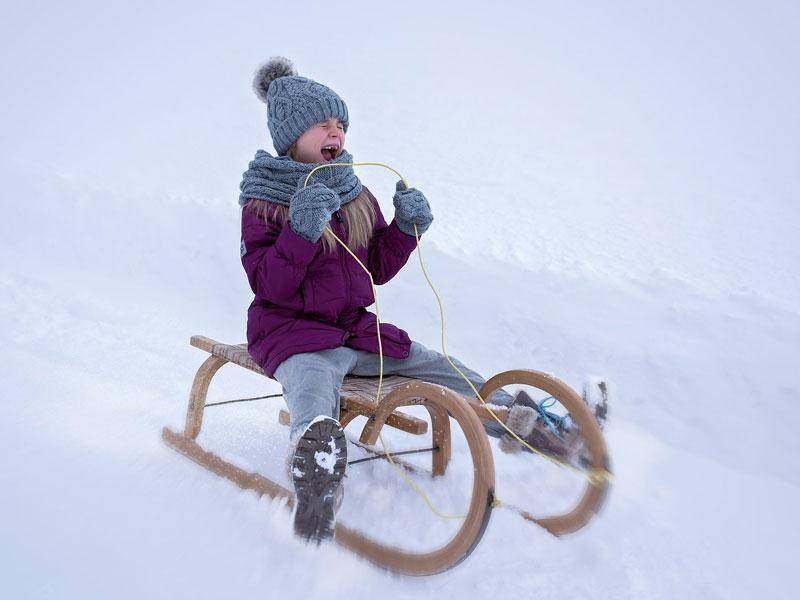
[335,211,351,331]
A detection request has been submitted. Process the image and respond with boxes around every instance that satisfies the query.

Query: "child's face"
[290,117,346,163]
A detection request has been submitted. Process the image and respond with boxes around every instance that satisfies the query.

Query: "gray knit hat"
[252,56,349,156]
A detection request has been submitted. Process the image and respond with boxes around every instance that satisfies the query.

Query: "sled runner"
[162,335,611,576]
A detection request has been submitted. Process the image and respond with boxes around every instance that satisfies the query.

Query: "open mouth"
[321,144,340,161]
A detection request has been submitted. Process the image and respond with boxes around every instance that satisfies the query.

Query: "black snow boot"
[290,416,348,543]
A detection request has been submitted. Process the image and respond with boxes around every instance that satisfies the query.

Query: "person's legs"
[350,341,515,436]
[274,346,359,440]
[274,346,357,543]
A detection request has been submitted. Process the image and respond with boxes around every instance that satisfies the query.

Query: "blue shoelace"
[536,396,568,439]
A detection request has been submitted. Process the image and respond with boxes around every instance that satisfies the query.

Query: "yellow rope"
[304,161,408,190]
[315,220,465,519]
[303,161,612,521]
[408,212,613,487]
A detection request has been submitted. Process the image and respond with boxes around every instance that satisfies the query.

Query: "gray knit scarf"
[238,149,363,207]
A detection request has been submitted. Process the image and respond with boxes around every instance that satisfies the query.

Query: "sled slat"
[189,335,217,353]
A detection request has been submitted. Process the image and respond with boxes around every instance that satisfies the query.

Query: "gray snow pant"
[273,340,514,440]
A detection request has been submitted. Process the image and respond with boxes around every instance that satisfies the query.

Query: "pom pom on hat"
[252,56,297,104]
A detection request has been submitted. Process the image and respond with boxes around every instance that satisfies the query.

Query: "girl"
[238,57,550,543]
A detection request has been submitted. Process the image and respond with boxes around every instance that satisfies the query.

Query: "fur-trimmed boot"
[499,381,608,465]
[498,392,582,464]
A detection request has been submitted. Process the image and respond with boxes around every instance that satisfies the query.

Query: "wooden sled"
[162,335,611,576]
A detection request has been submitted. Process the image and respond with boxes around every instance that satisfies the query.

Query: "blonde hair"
[244,188,377,254]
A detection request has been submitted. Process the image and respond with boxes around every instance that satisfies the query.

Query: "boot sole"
[291,418,347,543]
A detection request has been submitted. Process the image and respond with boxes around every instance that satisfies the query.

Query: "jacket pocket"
[348,266,375,305]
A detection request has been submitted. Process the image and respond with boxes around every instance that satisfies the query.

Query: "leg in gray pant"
[350,340,515,437]
[274,345,359,440]
[274,341,515,439]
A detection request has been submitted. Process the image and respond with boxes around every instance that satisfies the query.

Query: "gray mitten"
[393,180,433,236]
[288,183,341,243]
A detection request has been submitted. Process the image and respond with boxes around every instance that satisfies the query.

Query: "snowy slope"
[2,1,799,598]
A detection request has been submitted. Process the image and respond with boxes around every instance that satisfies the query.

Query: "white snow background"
[2,1,798,598]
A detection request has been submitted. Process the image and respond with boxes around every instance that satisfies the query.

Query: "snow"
[314,439,340,475]
[2,0,798,598]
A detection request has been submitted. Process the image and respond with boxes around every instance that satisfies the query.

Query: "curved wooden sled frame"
[162,338,610,576]
[477,369,612,535]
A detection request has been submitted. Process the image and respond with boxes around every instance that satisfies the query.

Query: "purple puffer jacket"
[240,186,420,378]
